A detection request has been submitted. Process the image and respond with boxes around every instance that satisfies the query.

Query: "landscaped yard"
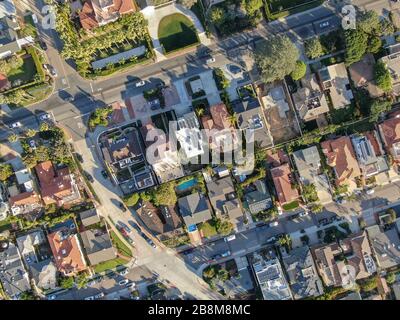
[93,257,129,274]
[158,13,199,53]
[7,55,36,83]
[110,230,133,257]
[199,220,218,238]
[282,200,300,211]
[265,0,323,20]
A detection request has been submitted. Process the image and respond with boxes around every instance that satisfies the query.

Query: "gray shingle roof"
[178,192,212,226]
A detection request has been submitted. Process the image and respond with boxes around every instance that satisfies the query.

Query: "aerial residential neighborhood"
[1,0,400,306]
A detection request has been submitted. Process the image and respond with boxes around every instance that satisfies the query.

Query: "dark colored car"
[83,171,94,183]
[39,40,48,51]
[117,201,127,212]
[101,170,108,179]
[129,221,142,233]
[75,153,84,163]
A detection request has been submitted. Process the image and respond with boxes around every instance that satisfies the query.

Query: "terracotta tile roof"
[270,163,299,205]
[9,191,41,206]
[321,136,361,185]
[47,230,87,275]
[266,149,289,168]
[365,131,383,156]
[79,2,99,30]
[112,0,135,14]
[379,115,400,160]
[35,161,78,206]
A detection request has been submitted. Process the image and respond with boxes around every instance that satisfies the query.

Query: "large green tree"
[369,99,392,122]
[290,60,306,81]
[208,6,226,26]
[0,163,13,181]
[151,182,177,206]
[255,35,300,83]
[304,37,324,59]
[374,61,392,93]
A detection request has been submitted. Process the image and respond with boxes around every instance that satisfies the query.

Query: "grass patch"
[7,55,36,83]
[93,257,129,274]
[110,230,132,257]
[265,0,323,20]
[198,220,218,238]
[158,13,199,53]
[282,200,299,211]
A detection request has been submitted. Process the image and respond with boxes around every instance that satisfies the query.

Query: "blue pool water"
[188,224,197,232]
[176,178,197,192]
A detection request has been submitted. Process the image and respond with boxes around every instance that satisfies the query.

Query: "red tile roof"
[270,163,299,205]
[379,115,400,160]
[79,2,99,30]
[9,191,41,207]
[321,136,361,185]
[47,231,87,275]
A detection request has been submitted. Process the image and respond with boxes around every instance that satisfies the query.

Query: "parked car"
[47,295,56,300]
[221,250,231,258]
[9,122,22,129]
[365,188,375,195]
[299,211,309,217]
[224,235,236,242]
[38,112,51,121]
[94,292,104,299]
[74,153,84,163]
[101,170,108,179]
[129,221,142,233]
[135,80,145,87]
[117,201,127,212]
[118,279,129,286]
[269,221,279,227]
[43,64,57,77]
[29,140,37,149]
[39,40,47,51]
[205,56,215,64]
[84,296,95,300]
[83,171,94,183]
[119,268,129,276]
[146,238,156,248]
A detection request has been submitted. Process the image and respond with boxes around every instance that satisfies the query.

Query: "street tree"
[304,37,324,59]
[255,35,299,83]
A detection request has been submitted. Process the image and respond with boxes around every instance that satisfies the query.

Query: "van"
[224,235,236,242]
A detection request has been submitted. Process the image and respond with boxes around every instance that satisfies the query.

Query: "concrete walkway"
[142,3,211,62]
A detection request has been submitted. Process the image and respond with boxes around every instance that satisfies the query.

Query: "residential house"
[0,0,16,19]
[232,97,273,149]
[379,51,400,96]
[177,192,212,230]
[0,182,8,220]
[140,121,184,183]
[270,163,299,207]
[351,132,389,179]
[366,224,400,270]
[175,111,204,161]
[378,114,400,170]
[244,179,272,215]
[201,103,239,153]
[312,231,376,287]
[80,229,116,266]
[250,250,292,300]
[0,242,31,299]
[0,16,33,59]
[15,168,34,192]
[47,224,87,276]
[79,0,136,30]
[281,246,324,300]
[35,161,81,207]
[348,54,383,98]
[79,208,101,227]
[321,136,361,190]
[293,146,332,204]
[136,201,184,240]
[8,191,42,216]
[206,176,244,230]
[16,230,57,290]
[292,74,329,122]
[317,63,354,109]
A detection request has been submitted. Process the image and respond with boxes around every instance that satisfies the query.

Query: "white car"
[299,211,309,217]
[319,21,330,28]
[224,234,236,242]
[39,113,51,121]
[84,296,95,300]
[118,279,129,286]
[366,189,375,195]
[206,56,215,64]
[119,268,129,276]
[10,122,22,128]
[47,295,56,300]
[135,80,145,87]
[269,221,279,227]
[94,292,104,299]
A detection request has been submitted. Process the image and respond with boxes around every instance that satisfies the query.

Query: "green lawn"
[282,200,300,211]
[7,55,37,83]
[93,257,129,274]
[199,221,218,238]
[110,230,133,257]
[158,13,199,53]
[265,0,323,20]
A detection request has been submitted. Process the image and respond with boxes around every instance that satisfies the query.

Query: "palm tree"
[227,113,237,126]
[196,107,205,117]
[278,234,292,249]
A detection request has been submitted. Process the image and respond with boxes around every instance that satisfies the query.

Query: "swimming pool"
[176,178,197,192]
